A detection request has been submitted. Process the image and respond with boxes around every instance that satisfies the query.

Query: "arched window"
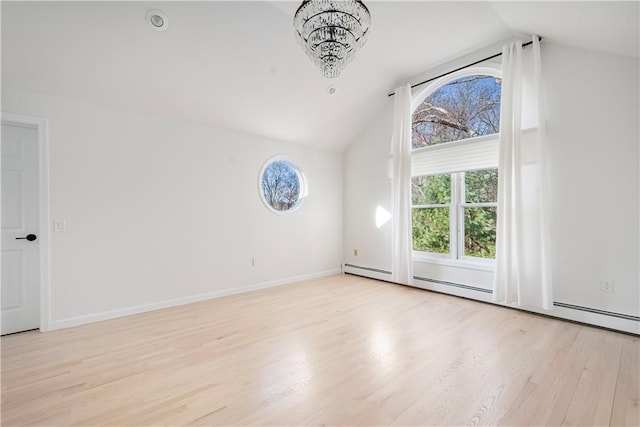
[411,69,500,261]
[412,74,501,148]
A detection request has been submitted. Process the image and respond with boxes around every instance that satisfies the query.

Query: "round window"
[259,158,307,214]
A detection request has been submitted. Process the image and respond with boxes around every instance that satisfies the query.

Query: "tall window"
[411,72,501,261]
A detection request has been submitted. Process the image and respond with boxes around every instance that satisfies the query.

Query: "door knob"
[15,234,37,241]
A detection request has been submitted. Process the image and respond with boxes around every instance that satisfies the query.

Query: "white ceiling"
[2,1,638,151]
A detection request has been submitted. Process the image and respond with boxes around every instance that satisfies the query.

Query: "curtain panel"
[390,84,413,286]
[493,36,553,310]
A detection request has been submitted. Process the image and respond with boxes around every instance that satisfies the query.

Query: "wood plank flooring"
[2,274,638,426]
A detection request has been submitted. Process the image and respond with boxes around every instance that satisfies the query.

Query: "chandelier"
[293,0,371,78]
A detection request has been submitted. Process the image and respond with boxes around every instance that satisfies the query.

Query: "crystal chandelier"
[293,0,371,78]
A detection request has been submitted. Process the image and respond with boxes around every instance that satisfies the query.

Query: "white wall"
[343,42,639,331]
[343,101,394,274]
[2,88,343,327]
[543,43,639,316]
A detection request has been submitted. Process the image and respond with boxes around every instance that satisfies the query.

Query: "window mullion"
[457,172,465,260]
[449,172,458,260]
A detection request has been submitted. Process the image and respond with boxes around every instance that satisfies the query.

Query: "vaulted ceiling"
[2,1,638,151]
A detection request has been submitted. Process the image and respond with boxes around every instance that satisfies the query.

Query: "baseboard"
[346,269,640,335]
[48,269,341,331]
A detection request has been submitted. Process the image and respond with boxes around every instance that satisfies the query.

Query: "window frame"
[258,156,308,216]
[457,170,498,262]
[412,170,497,264]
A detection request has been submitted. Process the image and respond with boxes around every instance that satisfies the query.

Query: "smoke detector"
[146,9,168,31]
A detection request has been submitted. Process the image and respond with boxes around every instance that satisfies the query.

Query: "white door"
[1,122,40,334]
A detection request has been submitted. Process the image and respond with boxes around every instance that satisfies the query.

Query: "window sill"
[413,254,495,272]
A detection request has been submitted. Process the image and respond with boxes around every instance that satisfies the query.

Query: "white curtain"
[493,36,553,310]
[391,84,413,286]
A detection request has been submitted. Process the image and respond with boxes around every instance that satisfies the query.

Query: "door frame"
[2,112,51,332]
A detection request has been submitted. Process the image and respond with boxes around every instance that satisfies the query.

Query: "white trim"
[413,254,495,272]
[48,269,341,331]
[1,112,51,332]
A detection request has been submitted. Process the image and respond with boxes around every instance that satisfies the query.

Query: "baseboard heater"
[343,263,392,275]
[415,276,639,323]
[413,275,492,294]
[552,301,640,322]
[343,263,639,334]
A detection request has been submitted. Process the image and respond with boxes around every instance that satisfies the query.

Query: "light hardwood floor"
[1,274,638,426]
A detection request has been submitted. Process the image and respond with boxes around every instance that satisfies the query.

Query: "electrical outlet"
[354,249,358,256]
[53,219,67,232]
[601,280,614,292]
